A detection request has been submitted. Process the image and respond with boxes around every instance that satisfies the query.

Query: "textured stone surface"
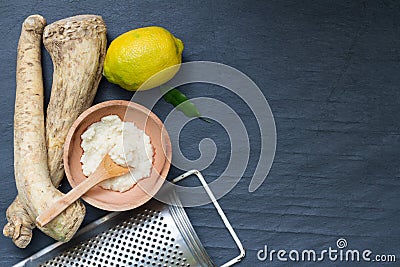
[0,0,399,266]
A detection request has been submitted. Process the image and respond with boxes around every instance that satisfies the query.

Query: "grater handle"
[172,170,246,267]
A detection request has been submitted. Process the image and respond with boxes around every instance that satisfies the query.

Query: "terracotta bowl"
[63,100,172,211]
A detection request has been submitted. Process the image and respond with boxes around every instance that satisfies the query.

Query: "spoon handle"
[36,170,107,227]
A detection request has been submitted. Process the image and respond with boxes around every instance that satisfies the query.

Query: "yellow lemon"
[103,26,184,91]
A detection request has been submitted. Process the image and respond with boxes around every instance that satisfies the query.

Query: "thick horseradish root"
[3,15,107,248]
[45,15,107,186]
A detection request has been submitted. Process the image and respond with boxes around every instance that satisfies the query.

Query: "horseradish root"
[11,14,85,246]
[45,15,107,185]
[3,15,47,248]
[3,15,106,248]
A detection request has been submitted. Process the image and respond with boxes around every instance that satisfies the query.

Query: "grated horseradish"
[80,115,153,192]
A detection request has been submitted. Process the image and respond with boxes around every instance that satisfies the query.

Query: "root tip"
[3,218,33,248]
[23,15,46,32]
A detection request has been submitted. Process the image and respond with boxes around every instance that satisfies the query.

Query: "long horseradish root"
[3,15,107,248]
[8,14,85,246]
[4,15,48,248]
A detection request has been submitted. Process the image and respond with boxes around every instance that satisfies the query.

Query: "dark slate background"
[1,0,399,266]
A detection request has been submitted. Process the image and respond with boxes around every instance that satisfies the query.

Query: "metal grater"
[15,170,245,267]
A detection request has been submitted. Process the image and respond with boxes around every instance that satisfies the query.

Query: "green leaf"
[161,86,205,119]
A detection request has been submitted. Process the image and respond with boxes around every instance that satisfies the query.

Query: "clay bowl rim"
[63,100,172,211]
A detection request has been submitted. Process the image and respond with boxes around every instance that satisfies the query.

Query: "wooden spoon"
[36,154,129,227]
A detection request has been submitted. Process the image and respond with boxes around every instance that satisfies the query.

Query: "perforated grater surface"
[15,170,245,267]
